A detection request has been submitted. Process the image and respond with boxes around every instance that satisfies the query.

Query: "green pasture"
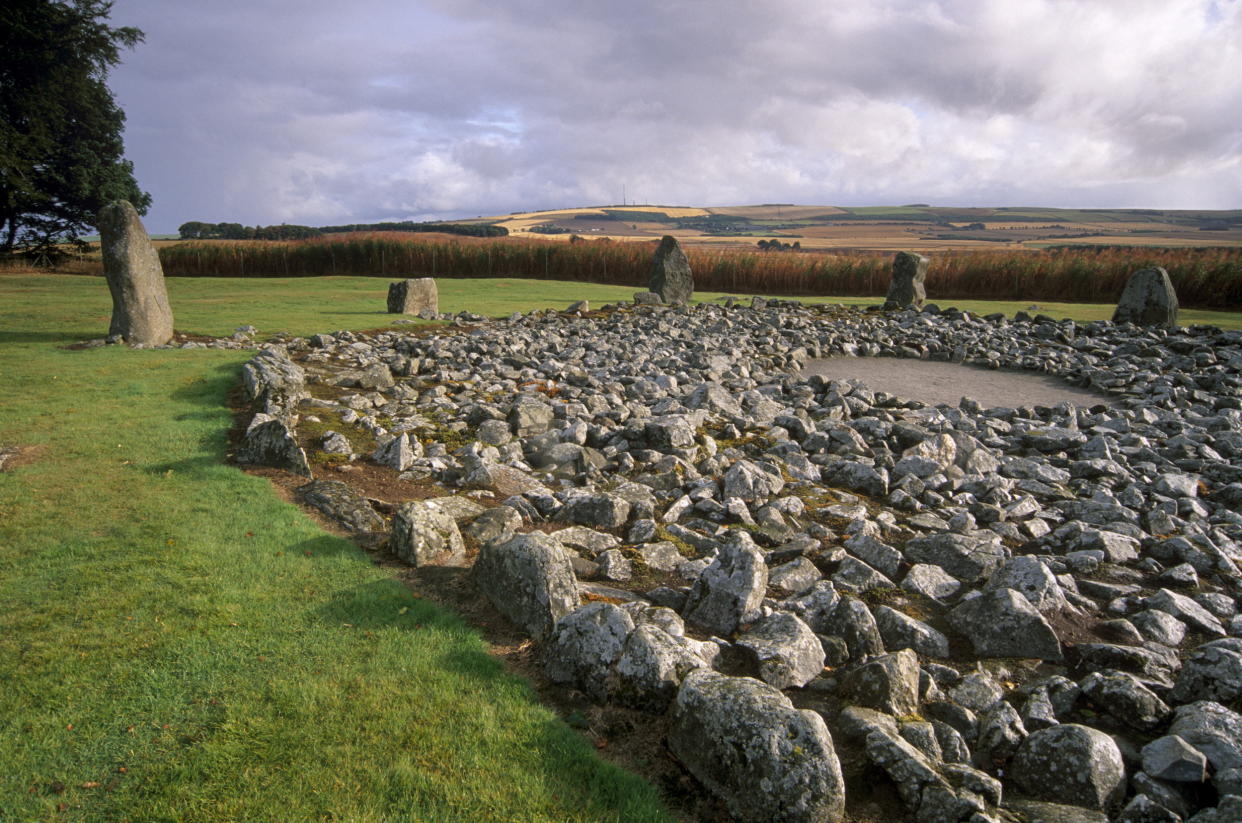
[2,273,1240,821]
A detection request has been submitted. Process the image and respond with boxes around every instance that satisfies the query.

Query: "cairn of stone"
[97,200,174,346]
[883,251,928,310]
[1113,266,1178,327]
[648,235,693,305]
[387,278,438,315]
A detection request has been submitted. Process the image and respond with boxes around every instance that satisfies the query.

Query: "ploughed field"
[237,297,1242,822]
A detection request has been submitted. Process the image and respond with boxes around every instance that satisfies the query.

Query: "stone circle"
[234,297,1242,822]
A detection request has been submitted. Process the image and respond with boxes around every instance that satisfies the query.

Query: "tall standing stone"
[387,278,438,315]
[883,251,928,310]
[1112,267,1178,327]
[649,235,693,306]
[98,201,174,346]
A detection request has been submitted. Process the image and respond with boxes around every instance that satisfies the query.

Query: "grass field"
[0,274,675,823]
[3,273,1241,822]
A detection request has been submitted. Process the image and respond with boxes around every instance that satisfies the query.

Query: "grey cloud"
[108,0,1242,232]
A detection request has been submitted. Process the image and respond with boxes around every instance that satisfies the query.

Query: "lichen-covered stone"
[1010,724,1126,813]
[98,200,173,346]
[736,612,824,689]
[387,278,438,315]
[473,532,581,641]
[237,413,311,476]
[649,235,693,306]
[1112,266,1178,327]
[297,479,384,533]
[948,588,1063,661]
[682,530,767,636]
[390,500,465,566]
[669,669,845,823]
[883,251,929,310]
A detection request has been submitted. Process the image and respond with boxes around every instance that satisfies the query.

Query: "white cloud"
[108,0,1242,231]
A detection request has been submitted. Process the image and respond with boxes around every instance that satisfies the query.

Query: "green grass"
[3,273,1241,821]
[0,273,675,822]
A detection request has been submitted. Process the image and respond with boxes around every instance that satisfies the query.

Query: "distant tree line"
[757,238,801,251]
[178,221,321,240]
[177,219,508,241]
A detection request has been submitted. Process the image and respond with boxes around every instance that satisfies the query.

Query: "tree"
[0,1,149,261]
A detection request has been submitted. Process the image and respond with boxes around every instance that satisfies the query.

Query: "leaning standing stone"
[97,200,174,346]
[649,235,693,306]
[883,251,928,310]
[1112,266,1178,327]
[387,278,439,315]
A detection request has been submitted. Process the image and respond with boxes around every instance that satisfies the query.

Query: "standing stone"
[97,200,173,346]
[883,251,928,310]
[649,235,693,306]
[387,278,438,315]
[1112,267,1178,327]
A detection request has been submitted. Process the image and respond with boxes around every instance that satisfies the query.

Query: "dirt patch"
[0,444,45,472]
[803,357,1115,409]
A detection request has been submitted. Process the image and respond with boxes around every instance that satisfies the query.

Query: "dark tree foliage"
[0,0,149,260]
[178,221,322,240]
[318,221,508,237]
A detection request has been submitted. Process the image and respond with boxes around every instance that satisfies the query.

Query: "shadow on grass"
[315,576,466,633]
[0,329,104,345]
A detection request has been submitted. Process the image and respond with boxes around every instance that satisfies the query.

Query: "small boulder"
[736,612,825,689]
[390,500,465,566]
[297,479,384,533]
[237,414,311,477]
[843,648,921,716]
[948,588,1063,661]
[669,670,846,823]
[473,532,581,641]
[1009,724,1126,813]
[682,530,768,636]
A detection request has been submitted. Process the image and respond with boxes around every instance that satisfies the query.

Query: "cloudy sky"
[109,0,1242,233]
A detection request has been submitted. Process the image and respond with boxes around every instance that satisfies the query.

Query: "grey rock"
[464,506,522,545]
[649,235,693,306]
[297,479,384,533]
[1170,642,1242,705]
[826,597,886,662]
[373,432,421,471]
[1079,670,1170,731]
[737,612,825,689]
[612,623,707,711]
[560,493,631,529]
[983,556,1068,613]
[904,532,1007,584]
[1010,724,1126,813]
[391,500,466,566]
[1147,589,1227,637]
[768,556,822,596]
[237,414,311,476]
[873,605,950,658]
[948,588,1063,661]
[1113,266,1178,327]
[901,563,962,602]
[639,541,684,572]
[597,548,632,582]
[682,530,768,636]
[241,349,307,416]
[544,602,635,700]
[473,532,581,641]
[98,200,173,346]
[387,278,438,315]
[883,251,929,310]
[843,648,920,716]
[1141,735,1208,783]
[669,670,846,823]
[973,699,1027,770]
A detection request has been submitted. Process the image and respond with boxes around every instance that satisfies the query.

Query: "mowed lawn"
[2,273,1240,822]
